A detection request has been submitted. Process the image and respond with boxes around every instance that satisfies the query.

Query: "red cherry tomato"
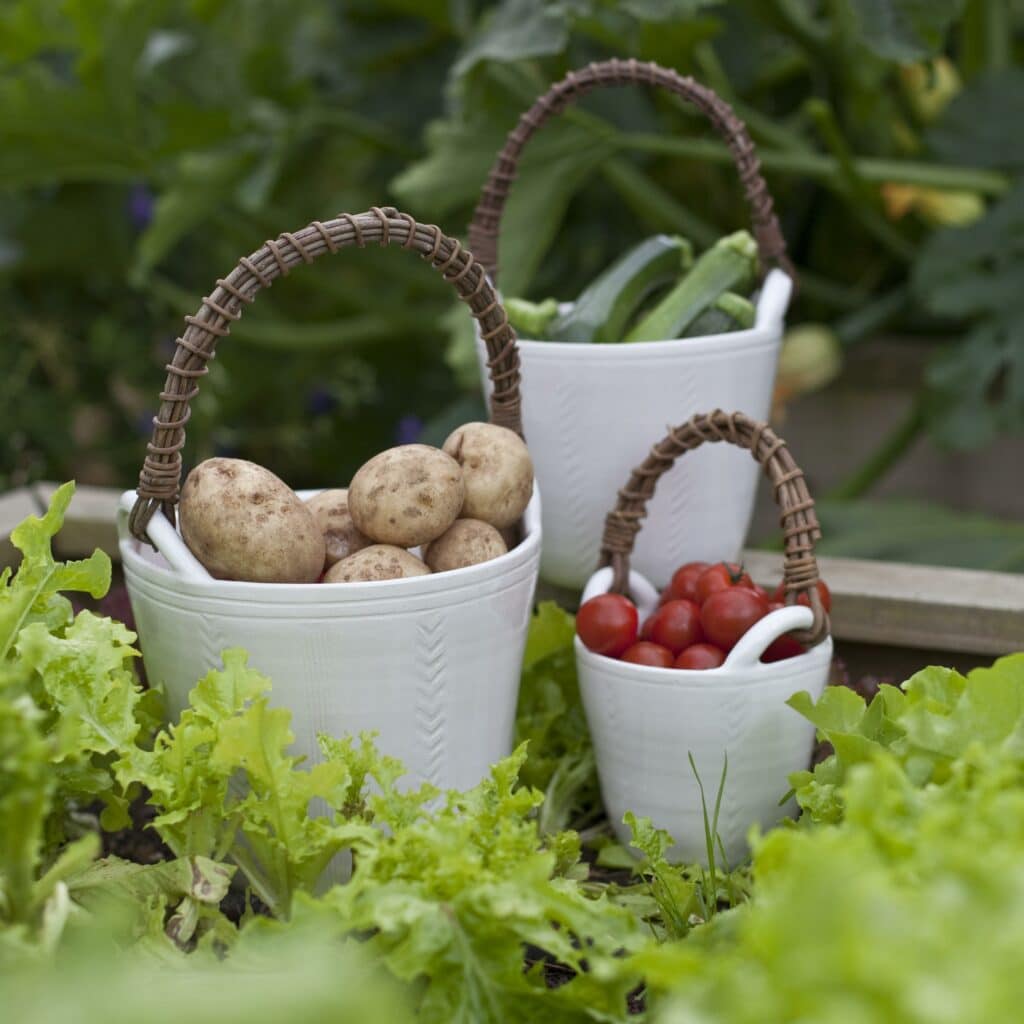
[762,634,806,663]
[700,587,770,651]
[661,561,711,604]
[621,641,675,667]
[576,594,638,658]
[645,599,703,654]
[639,615,654,640]
[772,580,832,614]
[674,643,726,670]
[752,584,771,603]
[695,562,755,605]
[768,600,784,612]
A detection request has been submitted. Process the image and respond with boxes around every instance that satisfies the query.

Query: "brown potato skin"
[348,444,464,548]
[323,544,431,583]
[305,489,372,568]
[179,458,325,583]
[423,519,508,573]
[442,422,533,530]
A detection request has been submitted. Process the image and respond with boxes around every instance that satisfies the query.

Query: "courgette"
[548,234,692,344]
[625,230,758,343]
[681,291,756,336]
[505,296,559,339]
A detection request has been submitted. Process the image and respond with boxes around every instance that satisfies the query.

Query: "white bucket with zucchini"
[575,411,832,865]
[119,207,541,797]
[469,60,794,590]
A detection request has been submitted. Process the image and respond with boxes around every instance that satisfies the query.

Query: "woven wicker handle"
[468,58,793,286]
[129,206,521,542]
[598,410,828,645]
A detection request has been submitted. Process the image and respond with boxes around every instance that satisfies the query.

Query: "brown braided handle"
[129,206,521,542]
[599,410,828,646]
[468,58,794,286]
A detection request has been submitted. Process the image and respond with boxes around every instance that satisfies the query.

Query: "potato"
[442,422,533,530]
[423,519,508,573]
[305,489,372,568]
[323,544,431,583]
[179,458,325,583]
[348,444,464,548]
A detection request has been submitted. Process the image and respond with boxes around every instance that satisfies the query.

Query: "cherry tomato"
[772,579,832,614]
[768,600,784,612]
[661,561,711,604]
[621,641,675,667]
[645,599,703,654]
[700,587,769,651]
[752,584,771,603]
[674,643,726,670]
[694,562,755,605]
[762,634,806,663]
[576,594,639,657]
[639,615,654,640]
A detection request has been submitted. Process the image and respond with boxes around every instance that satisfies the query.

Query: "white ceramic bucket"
[468,59,798,590]
[119,489,541,792]
[576,567,831,865]
[475,271,791,589]
[573,409,832,864]
[120,208,541,799]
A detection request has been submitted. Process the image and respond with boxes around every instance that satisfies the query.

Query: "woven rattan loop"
[129,209,523,542]
[238,256,271,288]
[596,409,828,646]
[310,221,337,254]
[469,59,794,286]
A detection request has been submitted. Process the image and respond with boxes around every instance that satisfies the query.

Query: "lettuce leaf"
[790,654,1024,821]
[322,743,644,1023]
[0,481,109,665]
[515,602,599,835]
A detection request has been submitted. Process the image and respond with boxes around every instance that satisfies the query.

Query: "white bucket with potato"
[119,208,541,796]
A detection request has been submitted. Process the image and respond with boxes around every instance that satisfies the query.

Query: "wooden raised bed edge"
[2,483,1023,658]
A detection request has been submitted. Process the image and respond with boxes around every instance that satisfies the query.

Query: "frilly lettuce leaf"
[790,654,1024,822]
[0,482,110,664]
[515,602,599,835]
[323,743,644,1023]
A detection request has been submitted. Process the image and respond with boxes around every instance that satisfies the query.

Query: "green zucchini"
[625,230,758,343]
[548,234,692,344]
[682,291,756,336]
[505,297,559,339]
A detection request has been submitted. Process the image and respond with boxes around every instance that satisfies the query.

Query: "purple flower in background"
[307,385,338,417]
[134,410,157,436]
[394,414,424,445]
[127,183,155,231]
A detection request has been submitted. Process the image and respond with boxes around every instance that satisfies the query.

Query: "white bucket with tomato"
[574,411,832,865]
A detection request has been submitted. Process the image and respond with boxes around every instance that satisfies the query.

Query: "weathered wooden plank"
[2,485,1022,657]
[743,550,1024,658]
[0,487,41,566]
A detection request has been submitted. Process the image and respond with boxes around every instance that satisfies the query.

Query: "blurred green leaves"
[845,0,966,62]
[1,0,1022,559]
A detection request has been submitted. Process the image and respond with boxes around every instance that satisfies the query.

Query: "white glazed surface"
[118,488,542,796]
[476,270,791,589]
[576,565,831,865]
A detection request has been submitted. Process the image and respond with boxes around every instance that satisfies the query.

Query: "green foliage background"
[1,0,1021,524]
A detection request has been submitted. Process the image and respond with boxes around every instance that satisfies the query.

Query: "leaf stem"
[619,133,1011,197]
